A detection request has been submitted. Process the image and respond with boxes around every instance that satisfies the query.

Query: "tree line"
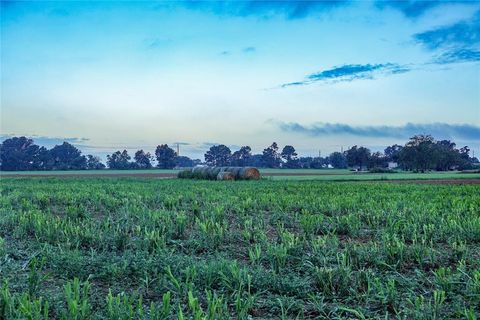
[0,134,478,171]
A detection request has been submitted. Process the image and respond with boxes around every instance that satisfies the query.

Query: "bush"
[369,167,397,173]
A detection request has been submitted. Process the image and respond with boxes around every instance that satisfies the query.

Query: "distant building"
[388,161,398,169]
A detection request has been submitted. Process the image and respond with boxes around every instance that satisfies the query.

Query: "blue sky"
[1,0,479,159]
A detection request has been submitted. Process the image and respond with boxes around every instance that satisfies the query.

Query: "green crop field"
[1,178,479,319]
[1,169,479,183]
[267,172,480,181]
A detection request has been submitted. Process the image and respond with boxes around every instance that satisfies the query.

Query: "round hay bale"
[192,166,205,179]
[199,167,211,179]
[228,167,242,179]
[177,168,192,179]
[217,171,235,181]
[238,167,261,180]
[209,167,222,179]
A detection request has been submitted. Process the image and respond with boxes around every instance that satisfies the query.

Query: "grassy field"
[1,168,479,182]
[267,172,480,181]
[0,169,182,175]
[1,177,479,319]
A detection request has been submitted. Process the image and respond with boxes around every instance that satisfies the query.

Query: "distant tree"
[459,146,470,161]
[175,156,195,168]
[398,135,437,172]
[47,142,87,170]
[281,145,299,168]
[262,142,281,168]
[32,147,50,170]
[434,140,459,171]
[192,159,203,166]
[328,152,347,169]
[134,149,153,169]
[345,146,371,169]
[298,157,313,169]
[107,150,132,169]
[155,144,176,169]
[86,155,105,170]
[384,144,403,162]
[0,136,45,171]
[247,154,264,167]
[231,146,252,167]
[205,144,231,166]
[457,146,474,170]
[368,151,386,169]
[310,157,325,169]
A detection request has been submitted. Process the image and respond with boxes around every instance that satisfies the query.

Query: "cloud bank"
[273,121,480,141]
[0,134,89,148]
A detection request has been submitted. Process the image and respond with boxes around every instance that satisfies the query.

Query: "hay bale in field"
[200,166,211,179]
[180,166,261,180]
[177,168,192,179]
[228,167,243,178]
[208,167,223,180]
[217,171,235,181]
[217,166,260,180]
[238,167,261,180]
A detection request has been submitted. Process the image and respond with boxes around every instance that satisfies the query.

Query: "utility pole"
[177,143,180,156]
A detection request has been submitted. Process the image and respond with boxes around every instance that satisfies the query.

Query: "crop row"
[0,178,479,319]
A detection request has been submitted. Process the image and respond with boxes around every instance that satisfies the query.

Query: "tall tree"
[398,135,437,172]
[86,155,105,170]
[107,150,132,169]
[262,142,281,168]
[47,142,87,170]
[435,140,459,171]
[204,144,231,166]
[281,145,299,168]
[134,150,153,169]
[231,146,252,167]
[345,146,371,169]
[328,152,347,169]
[368,151,386,169]
[0,136,45,171]
[384,144,403,162]
[175,156,195,168]
[155,144,176,169]
[309,157,325,169]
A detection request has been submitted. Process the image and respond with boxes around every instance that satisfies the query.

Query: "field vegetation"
[1,177,479,319]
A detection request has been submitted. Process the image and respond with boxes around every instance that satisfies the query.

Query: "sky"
[1,0,479,160]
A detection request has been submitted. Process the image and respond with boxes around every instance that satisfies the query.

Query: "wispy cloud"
[144,38,172,50]
[182,0,348,20]
[281,63,410,87]
[413,17,480,50]
[376,0,454,18]
[272,121,480,141]
[243,46,256,53]
[413,11,480,64]
[220,47,256,56]
[282,10,479,89]
[433,48,480,64]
